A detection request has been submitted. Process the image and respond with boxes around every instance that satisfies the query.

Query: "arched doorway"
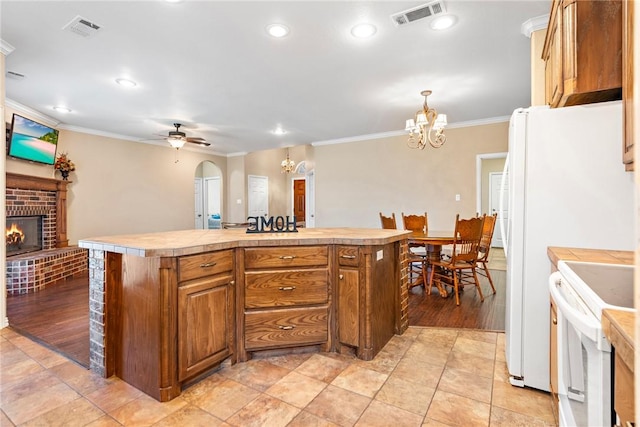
[195,161,223,229]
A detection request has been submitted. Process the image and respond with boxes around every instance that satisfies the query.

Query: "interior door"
[247,175,268,218]
[489,172,508,247]
[293,179,305,223]
[305,170,315,228]
[194,178,204,229]
[205,177,222,219]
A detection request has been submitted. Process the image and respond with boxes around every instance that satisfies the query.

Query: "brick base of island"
[79,228,411,401]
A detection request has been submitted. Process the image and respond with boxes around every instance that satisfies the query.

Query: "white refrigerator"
[502,101,635,392]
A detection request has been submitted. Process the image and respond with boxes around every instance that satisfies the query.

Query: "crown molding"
[311,115,510,147]
[5,98,59,127]
[1,39,15,56]
[521,14,549,38]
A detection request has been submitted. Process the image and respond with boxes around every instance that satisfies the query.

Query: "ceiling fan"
[164,123,210,148]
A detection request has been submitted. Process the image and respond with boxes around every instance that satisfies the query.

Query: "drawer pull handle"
[278,325,295,330]
[279,255,296,260]
[340,255,356,259]
[200,262,217,268]
[339,274,344,280]
[278,286,296,291]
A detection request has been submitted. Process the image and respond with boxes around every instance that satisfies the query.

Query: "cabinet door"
[178,274,233,381]
[338,268,359,348]
[544,0,563,107]
[622,0,634,170]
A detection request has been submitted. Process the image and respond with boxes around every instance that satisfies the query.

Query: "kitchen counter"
[79,227,411,257]
[603,309,635,372]
[81,227,411,401]
[547,246,633,268]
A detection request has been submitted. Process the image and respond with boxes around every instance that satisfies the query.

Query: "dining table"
[408,230,456,298]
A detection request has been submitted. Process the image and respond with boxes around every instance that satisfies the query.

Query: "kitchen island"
[79,228,411,401]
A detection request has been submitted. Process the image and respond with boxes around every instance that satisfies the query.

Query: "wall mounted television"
[7,114,59,165]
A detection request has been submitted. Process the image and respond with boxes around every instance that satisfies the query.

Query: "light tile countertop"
[79,228,412,257]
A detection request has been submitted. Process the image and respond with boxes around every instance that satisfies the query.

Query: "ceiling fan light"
[168,137,185,148]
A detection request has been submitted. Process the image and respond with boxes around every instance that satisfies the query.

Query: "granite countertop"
[548,246,636,374]
[79,227,412,257]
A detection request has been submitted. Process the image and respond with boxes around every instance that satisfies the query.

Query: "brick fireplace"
[6,173,87,294]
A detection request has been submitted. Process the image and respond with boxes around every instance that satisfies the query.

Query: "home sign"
[246,216,298,233]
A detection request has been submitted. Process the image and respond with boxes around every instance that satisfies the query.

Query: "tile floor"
[1,326,556,426]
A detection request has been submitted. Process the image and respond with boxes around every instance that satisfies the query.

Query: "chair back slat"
[451,214,484,263]
[477,213,498,262]
[379,212,397,229]
[401,212,428,233]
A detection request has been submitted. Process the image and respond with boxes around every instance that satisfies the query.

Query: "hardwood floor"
[6,273,90,368]
[5,262,505,370]
[408,268,506,330]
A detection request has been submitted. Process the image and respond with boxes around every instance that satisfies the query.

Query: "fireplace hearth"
[6,215,43,257]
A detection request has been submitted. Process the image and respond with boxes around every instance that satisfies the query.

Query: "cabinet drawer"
[244,246,328,269]
[178,250,234,282]
[245,269,328,308]
[244,306,328,350]
[337,246,359,266]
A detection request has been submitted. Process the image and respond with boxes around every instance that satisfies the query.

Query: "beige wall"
[313,122,508,230]
[5,107,227,243]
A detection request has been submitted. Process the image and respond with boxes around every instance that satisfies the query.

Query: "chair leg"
[482,261,496,294]
[473,269,485,302]
[453,271,460,306]
[428,265,435,296]
[422,260,429,295]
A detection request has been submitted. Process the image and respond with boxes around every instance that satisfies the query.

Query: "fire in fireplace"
[6,216,43,257]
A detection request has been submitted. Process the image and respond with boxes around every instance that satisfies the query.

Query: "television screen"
[7,114,59,165]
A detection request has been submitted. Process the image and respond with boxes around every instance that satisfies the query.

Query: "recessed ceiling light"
[430,15,457,30]
[272,127,287,135]
[266,24,289,38]
[53,106,71,113]
[165,0,182,2]
[115,78,137,88]
[351,23,377,38]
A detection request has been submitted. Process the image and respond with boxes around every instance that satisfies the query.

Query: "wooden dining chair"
[401,212,427,233]
[475,212,498,295]
[429,214,485,306]
[401,212,429,291]
[379,212,397,229]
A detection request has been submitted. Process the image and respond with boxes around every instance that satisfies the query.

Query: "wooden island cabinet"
[81,228,410,401]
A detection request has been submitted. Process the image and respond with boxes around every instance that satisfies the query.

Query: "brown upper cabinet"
[622,0,634,171]
[542,0,623,108]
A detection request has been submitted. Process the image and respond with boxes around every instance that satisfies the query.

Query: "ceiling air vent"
[62,15,101,38]
[390,1,447,27]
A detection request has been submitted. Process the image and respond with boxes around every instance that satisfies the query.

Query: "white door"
[205,177,222,219]
[305,169,315,228]
[247,175,268,218]
[489,171,508,247]
[194,178,204,229]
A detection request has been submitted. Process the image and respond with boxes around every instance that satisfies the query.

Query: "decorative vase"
[60,170,69,180]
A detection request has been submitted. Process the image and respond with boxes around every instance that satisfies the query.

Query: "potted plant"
[54,152,76,180]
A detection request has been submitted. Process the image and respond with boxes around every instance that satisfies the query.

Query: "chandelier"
[405,90,448,149]
[281,150,295,173]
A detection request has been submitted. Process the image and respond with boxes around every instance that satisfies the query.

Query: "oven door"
[549,272,612,427]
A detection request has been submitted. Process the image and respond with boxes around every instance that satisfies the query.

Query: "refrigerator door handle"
[499,155,509,256]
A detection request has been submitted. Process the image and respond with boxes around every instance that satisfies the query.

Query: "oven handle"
[548,272,599,342]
